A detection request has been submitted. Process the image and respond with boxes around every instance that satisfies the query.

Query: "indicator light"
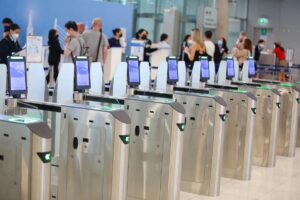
[119,135,130,144]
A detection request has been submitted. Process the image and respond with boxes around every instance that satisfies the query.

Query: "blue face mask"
[217,40,223,47]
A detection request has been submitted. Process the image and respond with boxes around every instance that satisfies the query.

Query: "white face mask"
[217,40,223,47]
[12,33,19,41]
[187,39,193,46]
[259,44,264,49]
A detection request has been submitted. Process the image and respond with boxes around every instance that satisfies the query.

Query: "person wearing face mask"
[0,23,21,64]
[135,28,157,62]
[47,29,64,83]
[179,34,192,68]
[254,39,265,62]
[63,21,86,63]
[214,37,229,74]
[108,28,122,48]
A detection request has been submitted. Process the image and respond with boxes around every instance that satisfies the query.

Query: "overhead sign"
[258,17,269,26]
[203,7,217,29]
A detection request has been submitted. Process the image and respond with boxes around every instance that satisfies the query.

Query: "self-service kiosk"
[0,114,51,200]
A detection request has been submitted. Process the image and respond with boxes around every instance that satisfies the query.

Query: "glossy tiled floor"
[181,148,300,200]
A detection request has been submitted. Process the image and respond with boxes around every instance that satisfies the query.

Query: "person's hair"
[192,28,203,45]
[244,38,253,54]
[64,21,78,31]
[112,28,121,36]
[92,18,102,27]
[9,23,20,31]
[240,31,247,37]
[183,34,191,42]
[160,33,168,42]
[205,31,213,39]
[258,39,264,44]
[48,29,57,41]
[135,28,145,39]
[220,37,227,46]
[2,18,13,25]
[274,42,284,51]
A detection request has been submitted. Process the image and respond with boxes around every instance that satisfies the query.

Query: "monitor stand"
[74,91,84,103]
[199,82,206,89]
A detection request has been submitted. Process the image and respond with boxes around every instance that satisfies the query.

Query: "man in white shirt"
[204,30,215,60]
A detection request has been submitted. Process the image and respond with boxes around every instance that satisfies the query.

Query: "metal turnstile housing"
[125,96,185,200]
[207,87,257,180]
[231,83,281,167]
[0,116,51,200]
[173,91,226,196]
[252,80,300,157]
[57,104,131,200]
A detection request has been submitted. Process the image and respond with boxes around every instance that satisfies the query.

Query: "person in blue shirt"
[108,28,122,48]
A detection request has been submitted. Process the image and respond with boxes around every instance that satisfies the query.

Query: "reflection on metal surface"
[125,96,185,200]
[208,89,256,180]
[174,92,226,196]
[57,106,130,200]
[0,117,51,200]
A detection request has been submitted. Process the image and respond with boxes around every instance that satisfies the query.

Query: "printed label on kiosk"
[127,56,140,87]
[200,56,210,82]
[7,56,27,97]
[226,57,235,80]
[74,56,91,91]
[167,56,179,84]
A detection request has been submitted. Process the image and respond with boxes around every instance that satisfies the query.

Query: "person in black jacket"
[0,23,21,64]
[108,28,122,48]
[214,37,229,74]
[46,29,63,83]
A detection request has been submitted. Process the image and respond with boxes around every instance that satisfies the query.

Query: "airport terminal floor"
[181,149,300,200]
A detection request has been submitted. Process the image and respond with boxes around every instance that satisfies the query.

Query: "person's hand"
[65,36,71,45]
[184,47,190,54]
[220,48,225,54]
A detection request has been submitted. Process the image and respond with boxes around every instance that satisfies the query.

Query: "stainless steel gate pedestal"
[58,104,131,200]
[125,96,185,200]
[231,82,281,167]
[0,115,52,200]
[206,85,257,180]
[173,90,226,196]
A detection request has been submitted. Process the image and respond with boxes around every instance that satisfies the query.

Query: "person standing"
[82,18,109,64]
[108,28,122,48]
[0,23,21,64]
[184,28,206,68]
[47,29,63,83]
[214,37,229,74]
[63,21,85,63]
[233,38,252,70]
[2,18,13,38]
[273,42,287,81]
[254,39,265,62]
[204,30,215,61]
[180,34,192,68]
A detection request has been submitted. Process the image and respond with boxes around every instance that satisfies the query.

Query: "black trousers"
[46,63,59,83]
